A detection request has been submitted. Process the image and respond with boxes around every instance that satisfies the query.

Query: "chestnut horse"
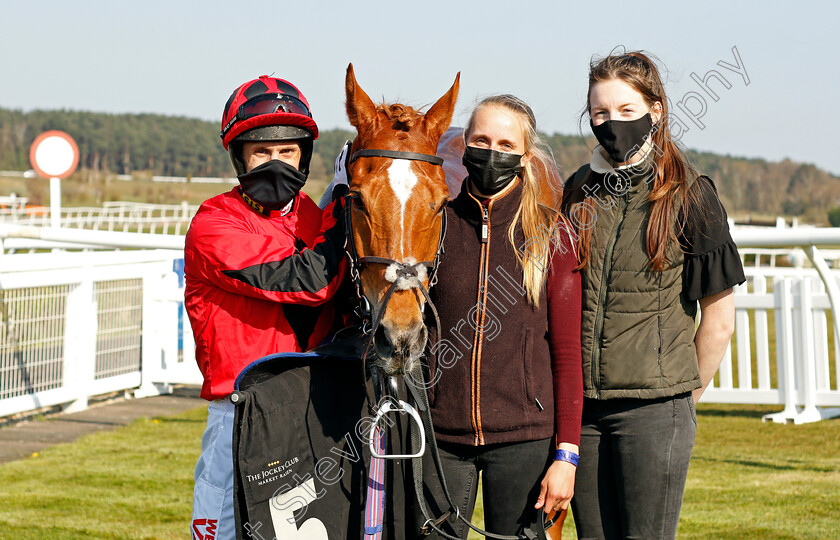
[344,65,566,539]
[344,63,458,377]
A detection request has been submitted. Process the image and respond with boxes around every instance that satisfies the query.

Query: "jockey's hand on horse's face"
[330,141,351,203]
[333,141,351,188]
[319,140,352,209]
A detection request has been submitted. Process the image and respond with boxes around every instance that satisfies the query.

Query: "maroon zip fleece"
[426,179,583,447]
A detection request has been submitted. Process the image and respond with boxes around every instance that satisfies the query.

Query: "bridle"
[341,144,447,464]
[342,147,447,341]
[343,146,556,540]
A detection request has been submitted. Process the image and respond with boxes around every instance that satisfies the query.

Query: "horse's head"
[344,63,459,376]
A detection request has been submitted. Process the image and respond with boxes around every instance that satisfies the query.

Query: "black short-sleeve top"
[678,175,746,301]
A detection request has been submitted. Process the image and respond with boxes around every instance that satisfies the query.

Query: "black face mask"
[590,113,654,164]
[237,159,307,212]
[462,146,522,196]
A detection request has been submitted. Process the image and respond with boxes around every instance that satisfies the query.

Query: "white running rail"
[0,225,840,422]
[0,201,199,237]
[0,248,199,417]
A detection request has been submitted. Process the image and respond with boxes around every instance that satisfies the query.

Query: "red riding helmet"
[221,76,319,175]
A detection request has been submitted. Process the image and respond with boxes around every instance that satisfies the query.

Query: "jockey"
[184,75,347,540]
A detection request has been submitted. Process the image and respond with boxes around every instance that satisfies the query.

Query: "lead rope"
[364,372,388,540]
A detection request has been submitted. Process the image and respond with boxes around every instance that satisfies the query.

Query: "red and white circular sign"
[29,130,80,179]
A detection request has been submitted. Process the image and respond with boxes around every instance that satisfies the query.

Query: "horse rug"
[231,338,410,540]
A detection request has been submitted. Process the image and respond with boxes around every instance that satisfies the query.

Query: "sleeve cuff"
[683,240,746,302]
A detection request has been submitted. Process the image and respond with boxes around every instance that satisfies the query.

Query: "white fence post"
[135,266,172,398]
[147,262,202,386]
[734,281,752,389]
[156,270,181,379]
[795,278,821,423]
[795,277,840,422]
[62,273,97,413]
[812,279,831,392]
[764,278,799,423]
[754,276,772,391]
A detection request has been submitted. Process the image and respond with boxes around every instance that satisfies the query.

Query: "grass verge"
[0,407,206,539]
[0,403,838,539]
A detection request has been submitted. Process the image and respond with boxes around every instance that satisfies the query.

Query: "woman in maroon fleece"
[413,95,583,538]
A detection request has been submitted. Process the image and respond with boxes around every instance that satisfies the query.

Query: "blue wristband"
[555,449,579,466]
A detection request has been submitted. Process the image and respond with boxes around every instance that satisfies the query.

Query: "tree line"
[1,107,838,222]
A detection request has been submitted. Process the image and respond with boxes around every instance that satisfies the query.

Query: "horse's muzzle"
[373,321,428,375]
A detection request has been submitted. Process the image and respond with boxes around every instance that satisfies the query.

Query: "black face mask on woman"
[590,113,654,163]
[237,159,307,212]
[462,146,523,196]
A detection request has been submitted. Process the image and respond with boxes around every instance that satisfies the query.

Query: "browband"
[349,149,444,166]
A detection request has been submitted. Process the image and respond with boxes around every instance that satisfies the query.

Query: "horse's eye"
[351,194,366,212]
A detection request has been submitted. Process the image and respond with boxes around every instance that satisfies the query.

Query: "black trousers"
[409,437,553,540]
[570,393,697,540]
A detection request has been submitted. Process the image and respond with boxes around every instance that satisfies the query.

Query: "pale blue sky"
[1,1,836,174]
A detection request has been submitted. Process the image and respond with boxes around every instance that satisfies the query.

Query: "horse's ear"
[345,63,377,130]
[422,72,460,144]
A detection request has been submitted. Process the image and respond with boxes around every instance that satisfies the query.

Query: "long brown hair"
[464,95,562,307]
[569,51,699,271]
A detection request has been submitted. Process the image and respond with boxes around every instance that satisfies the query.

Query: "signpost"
[29,130,80,228]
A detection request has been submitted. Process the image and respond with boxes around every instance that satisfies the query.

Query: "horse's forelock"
[376,103,423,130]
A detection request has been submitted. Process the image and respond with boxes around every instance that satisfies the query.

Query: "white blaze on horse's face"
[386,159,419,257]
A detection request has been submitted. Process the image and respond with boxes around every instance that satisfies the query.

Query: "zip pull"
[481,206,489,243]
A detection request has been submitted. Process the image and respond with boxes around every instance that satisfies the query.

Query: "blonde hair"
[464,95,563,307]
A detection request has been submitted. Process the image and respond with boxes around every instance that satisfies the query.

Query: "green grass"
[0,408,207,539]
[1,403,838,539]
[680,403,840,539]
[468,404,840,540]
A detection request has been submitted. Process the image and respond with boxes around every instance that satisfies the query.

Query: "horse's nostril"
[373,325,394,358]
[408,323,428,356]
[418,324,428,345]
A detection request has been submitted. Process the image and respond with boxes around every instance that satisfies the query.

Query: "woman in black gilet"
[561,51,745,540]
